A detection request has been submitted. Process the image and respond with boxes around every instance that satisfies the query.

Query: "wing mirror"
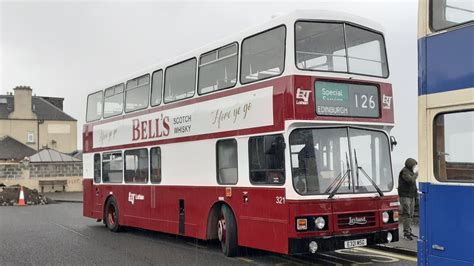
[390,136,398,151]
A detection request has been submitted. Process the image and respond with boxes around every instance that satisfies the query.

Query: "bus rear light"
[297,218,308,231]
[393,211,399,222]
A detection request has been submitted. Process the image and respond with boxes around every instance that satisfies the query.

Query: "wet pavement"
[0,202,417,265]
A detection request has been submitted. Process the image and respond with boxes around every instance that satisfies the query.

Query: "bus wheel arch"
[104,195,121,232]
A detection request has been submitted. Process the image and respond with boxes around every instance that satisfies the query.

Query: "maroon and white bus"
[83,10,399,256]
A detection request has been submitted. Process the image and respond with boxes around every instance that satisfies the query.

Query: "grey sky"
[0,0,418,171]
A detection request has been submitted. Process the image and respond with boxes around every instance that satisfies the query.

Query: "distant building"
[0,86,77,154]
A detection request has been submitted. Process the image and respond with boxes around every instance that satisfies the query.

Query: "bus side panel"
[96,184,289,252]
[420,183,474,265]
[235,187,288,254]
[83,179,94,218]
[148,186,209,238]
[120,185,151,229]
[422,25,474,96]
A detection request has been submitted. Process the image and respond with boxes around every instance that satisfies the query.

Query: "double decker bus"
[417,1,473,265]
[83,10,399,256]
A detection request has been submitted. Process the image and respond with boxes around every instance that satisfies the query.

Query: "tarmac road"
[0,203,417,265]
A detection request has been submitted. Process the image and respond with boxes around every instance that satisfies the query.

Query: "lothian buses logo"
[296,88,311,105]
[348,216,367,225]
[382,94,392,109]
[128,192,145,205]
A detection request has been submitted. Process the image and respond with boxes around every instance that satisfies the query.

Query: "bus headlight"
[387,232,393,243]
[297,218,308,231]
[309,241,318,253]
[315,217,325,229]
[382,211,389,223]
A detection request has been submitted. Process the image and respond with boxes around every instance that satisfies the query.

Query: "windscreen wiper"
[354,149,384,197]
[327,152,351,199]
[324,152,351,194]
[328,169,350,199]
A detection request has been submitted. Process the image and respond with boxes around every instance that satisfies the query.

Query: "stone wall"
[29,162,82,178]
[0,162,82,192]
[0,163,24,179]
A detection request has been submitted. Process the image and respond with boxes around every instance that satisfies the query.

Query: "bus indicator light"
[393,211,399,222]
[297,218,308,231]
[225,187,232,198]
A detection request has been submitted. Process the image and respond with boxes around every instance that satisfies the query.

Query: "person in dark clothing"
[398,158,418,240]
[296,133,321,193]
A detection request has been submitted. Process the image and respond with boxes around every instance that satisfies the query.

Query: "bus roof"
[92,9,385,92]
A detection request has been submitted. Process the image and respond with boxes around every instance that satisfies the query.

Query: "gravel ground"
[0,184,51,206]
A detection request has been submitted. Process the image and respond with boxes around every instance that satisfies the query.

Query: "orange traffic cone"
[18,186,26,206]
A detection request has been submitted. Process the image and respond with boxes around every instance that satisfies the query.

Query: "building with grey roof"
[0,86,77,154]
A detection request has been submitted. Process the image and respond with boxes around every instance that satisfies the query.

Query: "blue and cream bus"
[417,0,473,265]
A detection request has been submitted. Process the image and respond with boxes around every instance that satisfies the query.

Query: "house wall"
[0,119,77,153]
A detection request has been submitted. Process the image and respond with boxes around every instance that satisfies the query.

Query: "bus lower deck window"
[216,139,238,185]
[150,147,162,183]
[93,154,101,183]
[102,152,123,183]
[124,149,149,184]
[248,134,285,185]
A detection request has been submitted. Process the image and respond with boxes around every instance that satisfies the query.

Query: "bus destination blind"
[315,81,380,118]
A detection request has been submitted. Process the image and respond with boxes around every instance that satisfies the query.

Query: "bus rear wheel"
[217,205,238,257]
[105,197,121,232]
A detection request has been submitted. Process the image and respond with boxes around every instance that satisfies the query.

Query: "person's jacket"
[398,158,418,198]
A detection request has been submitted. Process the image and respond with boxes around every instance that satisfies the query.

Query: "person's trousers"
[400,196,415,235]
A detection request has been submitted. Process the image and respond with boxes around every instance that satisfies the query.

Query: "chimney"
[9,86,36,119]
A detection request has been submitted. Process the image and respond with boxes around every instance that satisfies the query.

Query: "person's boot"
[403,232,413,240]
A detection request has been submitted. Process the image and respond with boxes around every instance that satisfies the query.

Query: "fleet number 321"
[276,196,286,204]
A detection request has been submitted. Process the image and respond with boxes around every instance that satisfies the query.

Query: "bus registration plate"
[344,239,367,248]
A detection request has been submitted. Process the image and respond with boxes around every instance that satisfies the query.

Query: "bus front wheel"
[104,197,121,232]
[217,205,238,257]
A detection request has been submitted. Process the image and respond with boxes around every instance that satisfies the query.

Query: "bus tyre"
[217,205,238,257]
[105,197,121,232]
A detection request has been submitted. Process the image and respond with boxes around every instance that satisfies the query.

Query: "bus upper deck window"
[151,70,163,107]
[103,83,124,118]
[126,74,150,113]
[295,21,388,78]
[240,26,286,84]
[295,22,347,73]
[431,0,474,31]
[164,58,197,103]
[86,91,103,122]
[198,43,238,95]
